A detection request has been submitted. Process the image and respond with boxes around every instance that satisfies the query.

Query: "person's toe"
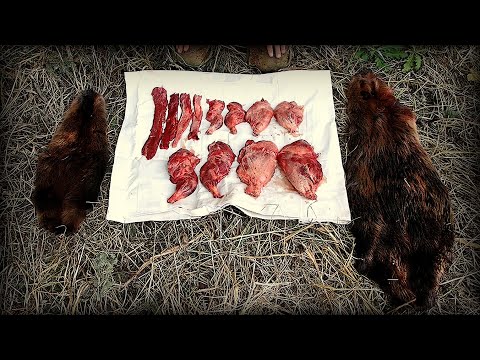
[176,45,190,54]
[267,45,274,58]
[275,45,282,58]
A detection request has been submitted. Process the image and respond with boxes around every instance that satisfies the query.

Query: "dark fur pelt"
[345,71,455,307]
[32,89,108,234]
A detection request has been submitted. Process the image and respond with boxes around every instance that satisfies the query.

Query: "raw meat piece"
[167,149,200,204]
[245,99,274,136]
[142,87,168,159]
[187,94,203,140]
[160,93,179,149]
[200,141,235,198]
[273,101,304,135]
[224,102,246,134]
[172,93,193,148]
[236,140,278,197]
[32,89,108,234]
[277,140,323,200]
[205,99,225,135]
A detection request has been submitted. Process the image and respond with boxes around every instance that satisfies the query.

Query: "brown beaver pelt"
[32,89,109,235]
[344,71,455,307]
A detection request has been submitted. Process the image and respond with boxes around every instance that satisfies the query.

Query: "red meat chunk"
[142,87,168,159]
[167,148,200,204]
[224,102,246,134]
[200,141,235,198]
[277,140,323,200]
[236,140,278,197]
[160,93,179,150]
[205,99,225,135]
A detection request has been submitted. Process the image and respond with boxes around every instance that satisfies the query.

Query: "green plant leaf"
[375,56,386,69]
[403,54,414,72]
[414,54,422,71]
[379,45,408,59]
[355,49,370,61]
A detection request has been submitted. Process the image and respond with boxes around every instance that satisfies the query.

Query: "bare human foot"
[175,45,291,72]
[176,45,190,54]
[266,45,288,59]
[174,45,211,67]
[175,45,288,59]
[248,45,291,73]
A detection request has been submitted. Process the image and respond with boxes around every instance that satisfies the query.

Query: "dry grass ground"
[0,45,478,314]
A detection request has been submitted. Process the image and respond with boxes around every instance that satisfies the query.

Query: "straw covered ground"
[0,45,479,314]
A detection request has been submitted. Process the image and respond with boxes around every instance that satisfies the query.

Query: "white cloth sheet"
[107,70,351,224]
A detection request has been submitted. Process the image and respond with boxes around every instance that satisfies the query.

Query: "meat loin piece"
[142,87,168,159]
[277,140,323,200]
[187,94,203,140]
[236,140,278,197]
[273,101,304,135]
[160,93,179,149]
[205,99,225,135]
[167,149,200,204]
[172,93,193,148]
[200,141,235,198]
[224,102,246,134]
[32,89,108,234]
[245,99,274,136]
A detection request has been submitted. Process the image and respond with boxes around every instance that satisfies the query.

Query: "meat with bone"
[200,141,235,198]
[205,99,225,135]
[277,140,323,200]
[142,87,168,159]
[224,102,246,134]
[187,94,203,141]
[273,101,304,135]
[245,99,274,136]
[167,148,200,204]
[172,93,193,148]
[236,140,278,197]
[160,93,179,150]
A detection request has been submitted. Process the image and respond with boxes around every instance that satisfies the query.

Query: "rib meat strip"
[142,87,168,159]
[160,93,179,149]
[172,93,193,148]
[187,94,203,140]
